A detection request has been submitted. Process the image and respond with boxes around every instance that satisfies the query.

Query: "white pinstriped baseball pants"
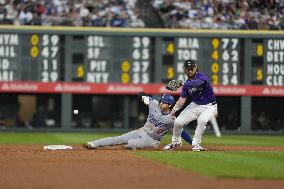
[172,102,218,146]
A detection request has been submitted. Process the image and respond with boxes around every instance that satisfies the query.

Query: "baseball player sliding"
[164,59,218,151]
[84,94,192,150]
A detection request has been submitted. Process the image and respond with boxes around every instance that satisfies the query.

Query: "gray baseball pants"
[89,128,160,149]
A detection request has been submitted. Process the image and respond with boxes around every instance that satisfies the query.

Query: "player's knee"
[197,118,208,127]
[116,136,127,144]
[175,117,187,128]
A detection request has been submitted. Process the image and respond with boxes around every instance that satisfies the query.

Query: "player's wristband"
[172,104,182,112]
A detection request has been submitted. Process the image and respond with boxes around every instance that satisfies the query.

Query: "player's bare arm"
[170,97,186,116]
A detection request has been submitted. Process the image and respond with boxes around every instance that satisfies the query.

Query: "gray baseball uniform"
[88,97,175,149]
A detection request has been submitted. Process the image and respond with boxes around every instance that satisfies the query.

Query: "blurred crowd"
[152,0,284,30]
[1,0,284,30]
[0,0,145,27]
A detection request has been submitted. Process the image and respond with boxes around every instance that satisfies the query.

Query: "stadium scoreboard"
[0,27,283,87]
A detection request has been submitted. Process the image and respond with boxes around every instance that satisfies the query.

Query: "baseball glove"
[166,80,184,91]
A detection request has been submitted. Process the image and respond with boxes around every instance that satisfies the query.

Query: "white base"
[43,145,73,150]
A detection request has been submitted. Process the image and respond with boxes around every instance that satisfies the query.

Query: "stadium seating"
[151,0,284,30]
[1,0,283,29]
[0,0,145,27]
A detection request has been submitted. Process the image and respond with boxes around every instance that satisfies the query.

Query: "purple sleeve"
[180,84,189,98]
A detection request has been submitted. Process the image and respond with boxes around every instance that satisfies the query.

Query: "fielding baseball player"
[84,94,192,150]
[164,59,218,151]
[165,78,221,138]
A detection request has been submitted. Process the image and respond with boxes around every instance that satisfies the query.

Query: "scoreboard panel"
[0,27,283,89]
[173,37,241,86]
[250,38,284,86]
[0,33,61,82]
[79,35,153,84]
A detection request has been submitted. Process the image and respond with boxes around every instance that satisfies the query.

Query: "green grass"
[136,151,284,179]
[201,135,284,146]
[162,134,284,146]
[0,132,118,144]
[0,132,283,146]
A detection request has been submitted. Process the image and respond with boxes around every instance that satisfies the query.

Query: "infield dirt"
[1,144,284,189]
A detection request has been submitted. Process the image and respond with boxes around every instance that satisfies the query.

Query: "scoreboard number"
[130,37,151,84]
[40,34,60,82]
[211,38,239,85]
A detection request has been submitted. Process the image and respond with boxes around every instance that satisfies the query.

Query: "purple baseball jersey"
[180,72,216,105]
